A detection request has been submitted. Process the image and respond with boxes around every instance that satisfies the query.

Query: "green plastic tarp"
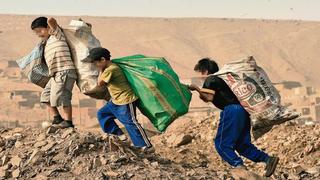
[112,54,192,132]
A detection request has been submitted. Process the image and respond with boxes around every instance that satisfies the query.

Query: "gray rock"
[46,126,59,134]
[167,134,193,147]
[10,155,22,167]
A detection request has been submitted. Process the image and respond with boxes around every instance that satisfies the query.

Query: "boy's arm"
[47,17,65,40]
[188,84,201,92]
[98,69,112,87]
[98,78,107,87]
[98,78,106,87]
[199,91,215,102]
[189,84,215,102]
[47,17,58,31]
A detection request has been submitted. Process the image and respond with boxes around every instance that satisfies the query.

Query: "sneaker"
[141,146,155,154]
[265,156,279,177]
[118,134,128,142]
[58,120,74,129]
[52,115,64,125]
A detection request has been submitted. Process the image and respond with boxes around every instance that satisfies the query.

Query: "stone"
[14,141,23,148]
[12,168,21,178]
[217,171,228,180]
[143,158,150,165]
[34,140,48,148]
[41,142,56,152]
[35,174,48,180]
[303,144,314,155]
[151,161,159,167]
[46,126,59,134]
[93,156,102,168]
[27,149,42,165]
[10,155,22,167]
[106,170,119,177]
[47,166,70,177]
[0,137,5,147]
[292,164,305,174]
[12,128,24,133]
[37,133,47,141]
[61,129,74,139]
[13,133,23,140]
[177,148,188,154]
[1,155,9,166]
[100,156,107,165]
[167,134,193,147]
[231,168,268,180]
[110,154,126,163]
[5,137,16,148]
[305,167,320,175]
[0,167,9,178]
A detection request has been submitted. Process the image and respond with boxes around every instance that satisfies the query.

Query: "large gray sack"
[214,56,299,138]
[63,20,110,100]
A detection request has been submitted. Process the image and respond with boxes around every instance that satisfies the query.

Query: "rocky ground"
[0,116,319,180]
[152,116,320,180]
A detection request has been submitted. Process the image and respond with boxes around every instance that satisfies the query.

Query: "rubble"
[1,155,9,166]
[0,116,319,179]
[46,126,59,134]
[10,155,22,167]
[12,168,21,178]
[167,134,194,147]
[152,116,320,179]
[231,168,268,180]
[0,127,219,179]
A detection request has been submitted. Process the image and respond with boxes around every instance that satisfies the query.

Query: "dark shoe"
[265,156,279,177]
[58,120,74,129]
[141,146,155,154]
[52,115,64,125]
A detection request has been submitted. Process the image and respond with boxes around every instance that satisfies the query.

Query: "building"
[275,82,320,124]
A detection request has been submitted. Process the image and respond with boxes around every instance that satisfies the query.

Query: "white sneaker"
[118,134,128,141]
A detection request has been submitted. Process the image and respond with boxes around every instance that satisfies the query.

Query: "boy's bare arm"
[188,84,201,92]
[47,17,58,31]
[98,79,106,87]
[199,92,214,102]
[188,84,215,102]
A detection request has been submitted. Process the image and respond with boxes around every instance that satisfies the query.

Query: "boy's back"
[202,75,240,110]
[100,63,138,105]
[44,26,75,76]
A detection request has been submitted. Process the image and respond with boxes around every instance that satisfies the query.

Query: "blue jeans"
[97,100,152,148]
[214,104,269,167]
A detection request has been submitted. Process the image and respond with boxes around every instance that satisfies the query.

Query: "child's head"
[87,47,112,70]
[194,58,219,76]
[31,17,50,41]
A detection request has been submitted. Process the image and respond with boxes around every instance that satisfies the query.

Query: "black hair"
[31,17,48,30]
[194,58,219,74]
[87,47,111,62]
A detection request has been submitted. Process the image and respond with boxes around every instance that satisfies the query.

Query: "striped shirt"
[44,26,75,76]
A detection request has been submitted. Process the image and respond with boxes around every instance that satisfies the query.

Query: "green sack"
[112,55,192,132]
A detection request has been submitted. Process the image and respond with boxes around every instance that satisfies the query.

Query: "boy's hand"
[47,17,58,31]
[199,92,214,102]
[98,78,106,87]
[188,84,200,92]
